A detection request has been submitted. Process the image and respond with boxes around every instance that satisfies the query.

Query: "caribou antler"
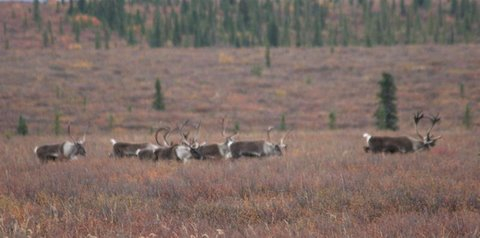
[280,129,291,147]
[221,117,227,137]
[192,122,201,145]
[177,120,191,139]
[79,122,91,143]
[413,111,424,139]
[426,113,441,138]
[155,126,171,146]
[266,126,275,141]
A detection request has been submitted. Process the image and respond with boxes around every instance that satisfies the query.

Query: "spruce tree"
[265,42,271,68]
[463,103,472,129]
[152,79,165,111]
[33,0,42,27]
[375,72,398,130]
[17,115,28,136]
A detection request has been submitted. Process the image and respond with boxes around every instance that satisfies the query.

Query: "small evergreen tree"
[328,111,336,129]
[265,42,271,68]
[54,111,61,135]
[104,27,110,49]
[95,29,101,49]
[17,115,28,136]
[459,82,465,98]
[33,0,42,26]
[463,103,472,129]
[42,30,49,47]
[152,78,165,110]
[375,72,398,130]
[279,114,287,131]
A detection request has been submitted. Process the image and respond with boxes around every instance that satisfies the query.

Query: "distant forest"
[62,0,480,47]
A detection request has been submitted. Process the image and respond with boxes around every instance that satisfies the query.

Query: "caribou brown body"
[136,124,200,162]
[34,123,88,163]
[194,118,236,160]
[110,139,158,158]
[230,127,289,159]
[363,112,441,153]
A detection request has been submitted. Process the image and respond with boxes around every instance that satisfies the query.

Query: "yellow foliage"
[218,52,235,64]
[71,60,93,69]
[67,43,82,50]
[275,89,287,98]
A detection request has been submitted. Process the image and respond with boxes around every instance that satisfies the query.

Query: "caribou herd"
[34,118,290,163]
[34,111,442,163]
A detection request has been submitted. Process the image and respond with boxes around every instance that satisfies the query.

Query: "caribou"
[193,118,237,160]
[136,121,201,162]
[34,123,89,163]
[230,126,290,158]
[110,126,171,158]
[363,111,442,153]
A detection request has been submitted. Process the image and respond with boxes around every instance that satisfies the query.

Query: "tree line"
[58,0,480,48]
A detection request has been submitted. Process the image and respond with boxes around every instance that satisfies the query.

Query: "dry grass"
[0,130,479,237]
[1,45,479,135]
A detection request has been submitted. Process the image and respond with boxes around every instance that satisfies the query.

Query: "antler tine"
[413,111,424,139]
[176,119,191,140]
[155,126,170,146]
[80,122,91,143]
[280,129,292,145]
[221,117,227,137]
[267,126,275,141]
[164,127,174,147]
[67,122,76,142]
[193,121,201,143]
[426,113,441,137]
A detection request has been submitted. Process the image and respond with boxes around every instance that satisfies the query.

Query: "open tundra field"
[0,131,479,237]
[0,45,479,236]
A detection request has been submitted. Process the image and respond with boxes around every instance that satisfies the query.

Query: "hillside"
[1,45,479,136]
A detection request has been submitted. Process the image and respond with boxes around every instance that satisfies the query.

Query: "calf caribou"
[363,111,442,153]
[230,126,290,158]
[34,123,89,163]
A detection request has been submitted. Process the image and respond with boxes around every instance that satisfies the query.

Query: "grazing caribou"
[136,122,200,162]
[363,111,442,153]
[34,123,89,163]
[194,118,237,160]
[110,127,168,158]
[230,126,290,158]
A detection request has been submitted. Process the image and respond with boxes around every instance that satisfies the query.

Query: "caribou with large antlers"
[363,111,442,153]
[110,127,169,158]
[136,121,201,162]
[193,118,237,160]
[34,123,89,163]
[230,126,290,158]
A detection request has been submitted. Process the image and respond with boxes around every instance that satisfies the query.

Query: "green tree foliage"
[150,7,163,47]
[267,19,279,47]
[54,112,61,135]
[33,0,42,27]
[279,114,287,131]
[328,111,336,129]
[463,103,472,129]
[95,29,101,49]
[17,115,28,136]
[152,79,165,111]
[265,42,271,68]
[375,73,398,131]
[76,0,480,47]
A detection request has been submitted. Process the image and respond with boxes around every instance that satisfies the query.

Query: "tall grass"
[0,131,478,237]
